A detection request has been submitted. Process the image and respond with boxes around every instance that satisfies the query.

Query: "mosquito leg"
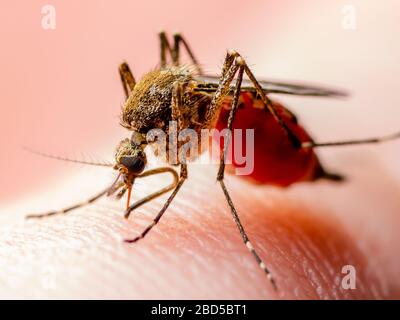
[124,164,187,243]
[26,190,107,219]
[172,33,202,74]
[26,174,121,219]
[124,167,179,218]
[119,62,136,99]
[216,59,244,179]
[204,51,258,130]
[107,180,125,197]
[302,131,400,148]
[215,61,278,290]
[221,50,239,80]
[158,31,202,73]
[302,130,400,181]
[203,50,301,148]
[170,80,192,162]
[219,180,277,290]
[242,64,302,149]
[171,81,188,130]
[159,31,173,68]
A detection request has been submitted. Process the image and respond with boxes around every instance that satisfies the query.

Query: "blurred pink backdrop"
[1,0,399,205]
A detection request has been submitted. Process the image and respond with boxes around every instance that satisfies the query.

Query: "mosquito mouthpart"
[126,187,133,210]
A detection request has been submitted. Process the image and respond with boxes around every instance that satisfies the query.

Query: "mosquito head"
[114,134,147,178]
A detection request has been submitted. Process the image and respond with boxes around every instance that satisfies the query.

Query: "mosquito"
[27,32,400,291]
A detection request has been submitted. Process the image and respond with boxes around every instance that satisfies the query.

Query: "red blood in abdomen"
[213,92,321,187]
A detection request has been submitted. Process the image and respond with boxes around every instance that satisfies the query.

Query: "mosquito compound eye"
[120,156,145,174]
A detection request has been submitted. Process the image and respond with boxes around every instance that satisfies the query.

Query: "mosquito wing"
[195,75,348,98]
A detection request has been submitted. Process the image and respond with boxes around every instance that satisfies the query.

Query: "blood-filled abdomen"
[213,92,326,187]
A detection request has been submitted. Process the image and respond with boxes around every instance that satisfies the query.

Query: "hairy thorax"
[120,66,213,164]
[121,66,210,133]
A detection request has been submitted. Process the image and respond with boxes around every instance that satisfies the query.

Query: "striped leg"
[26,174,121,219]
[219,180,277,290]
[159,31,202,74]
[302,131,400,148]
[204,50,301,149]
[124,164,187,243]
[119,62,136,99]
[214,55,277,290]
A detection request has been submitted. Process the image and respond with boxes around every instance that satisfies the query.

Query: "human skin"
[1,0,400,300]
[0,156,399,299]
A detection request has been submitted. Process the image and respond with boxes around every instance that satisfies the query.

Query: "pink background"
[1,1,399,207]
